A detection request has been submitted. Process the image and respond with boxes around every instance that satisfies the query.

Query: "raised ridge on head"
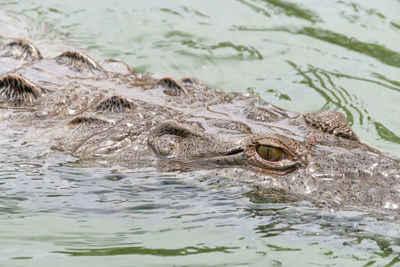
[95,95,136,113]
[156,77,187,96]
[68,116,108,126]
[1,39,43,62]
[210,120,253,134]
[55,51,106,75]
[245,106,288,122]
[0,74,43,105]
[150,121,198,138]
[304,110,359,141]
[67,116,109,132]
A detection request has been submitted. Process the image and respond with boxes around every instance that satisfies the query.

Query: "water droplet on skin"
[384,201,399,210]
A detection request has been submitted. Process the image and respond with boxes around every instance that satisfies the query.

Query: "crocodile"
[1,39,399,212]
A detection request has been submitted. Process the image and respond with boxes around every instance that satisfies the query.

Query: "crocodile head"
[144,107,400,210]
[1,39,399,211]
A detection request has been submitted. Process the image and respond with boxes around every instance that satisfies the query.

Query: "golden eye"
[256,145,284,162]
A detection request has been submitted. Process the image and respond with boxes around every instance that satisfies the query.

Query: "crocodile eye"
[247,138,299,173]
[256,145,283,162]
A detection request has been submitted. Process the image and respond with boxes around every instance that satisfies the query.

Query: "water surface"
[1,0,400,266]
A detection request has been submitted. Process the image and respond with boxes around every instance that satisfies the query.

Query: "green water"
[0,0,400,266]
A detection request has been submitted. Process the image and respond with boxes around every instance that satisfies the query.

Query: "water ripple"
[234,25,400,68]
[1,1,400,266]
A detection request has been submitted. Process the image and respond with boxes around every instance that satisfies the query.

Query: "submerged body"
[1,39,399,212]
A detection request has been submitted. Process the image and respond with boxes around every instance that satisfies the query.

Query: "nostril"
[155,135,179,157]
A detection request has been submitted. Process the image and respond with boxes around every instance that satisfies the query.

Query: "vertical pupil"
[256,145,282,162]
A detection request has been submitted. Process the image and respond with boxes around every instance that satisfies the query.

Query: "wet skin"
[0,39,399,212]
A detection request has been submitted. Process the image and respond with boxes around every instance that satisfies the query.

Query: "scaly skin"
[0,39,399,212]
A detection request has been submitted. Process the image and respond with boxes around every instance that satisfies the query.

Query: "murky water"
[1,0,400,266]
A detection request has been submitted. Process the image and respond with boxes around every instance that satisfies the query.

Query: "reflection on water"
[236,25,400,68]
[1,0,400,266]
[56,245,239,257]
[241,0,322,23]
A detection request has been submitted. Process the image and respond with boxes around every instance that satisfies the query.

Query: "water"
[0,0,400,266]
